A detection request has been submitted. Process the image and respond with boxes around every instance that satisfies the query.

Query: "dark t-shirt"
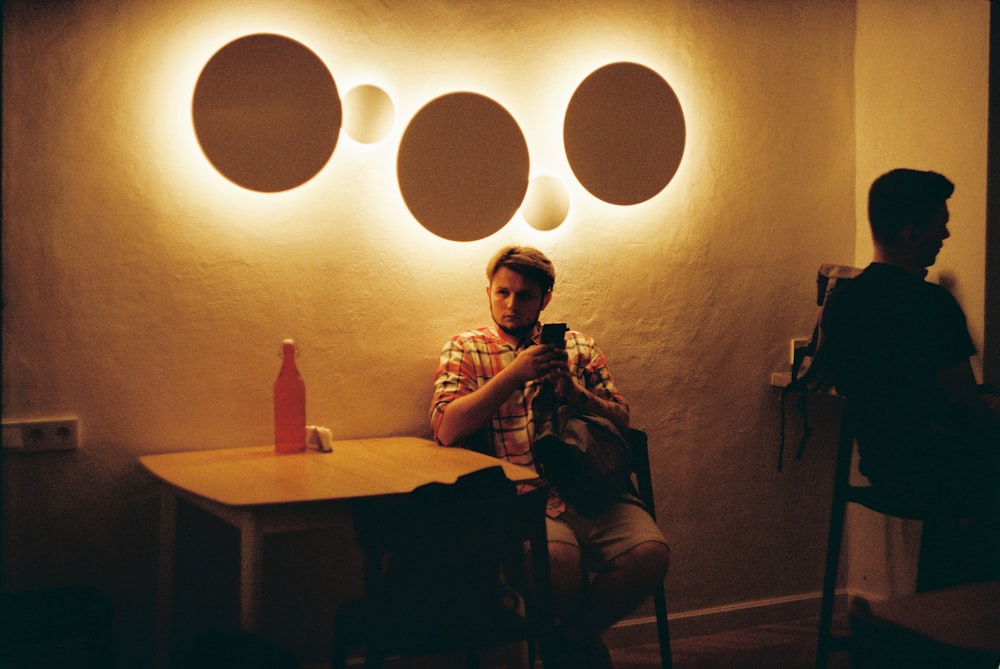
[820,263,977,492]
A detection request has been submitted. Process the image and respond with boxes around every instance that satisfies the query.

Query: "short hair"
[486,246,555,294]
[867,169,954,244]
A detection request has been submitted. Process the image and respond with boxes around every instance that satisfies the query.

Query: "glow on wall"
[187,32,686,241]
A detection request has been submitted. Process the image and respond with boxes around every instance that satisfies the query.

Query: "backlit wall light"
[522,176,570,231]
[192,33,341,193]
[397,92,529,243]
[187,34,684,241]
[343,85,395,144]
[564,62,686,205]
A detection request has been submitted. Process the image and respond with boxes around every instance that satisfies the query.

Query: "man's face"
[910,202,951,268]
[487,266,551,338]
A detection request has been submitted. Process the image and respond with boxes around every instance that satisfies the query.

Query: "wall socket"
[1,418,79,452]
[789,338,811,365]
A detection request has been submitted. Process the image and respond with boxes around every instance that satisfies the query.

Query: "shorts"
[545,497,669,572]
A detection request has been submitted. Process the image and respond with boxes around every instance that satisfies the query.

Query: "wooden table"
[140,437,539,664]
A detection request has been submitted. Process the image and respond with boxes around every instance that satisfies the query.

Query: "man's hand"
[554,372,589,410]
[550,361,629,435]
[508,343,568,385]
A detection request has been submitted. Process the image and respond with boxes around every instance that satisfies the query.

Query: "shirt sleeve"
[568,333,629,414]
[924,287,976,370]
[430,336,483,442]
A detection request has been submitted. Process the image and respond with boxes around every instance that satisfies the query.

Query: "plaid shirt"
[430,323,628,515]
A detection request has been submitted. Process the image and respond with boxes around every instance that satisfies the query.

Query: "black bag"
[778,263,861,471]
[788,263,862,394]
[533,403,634,517]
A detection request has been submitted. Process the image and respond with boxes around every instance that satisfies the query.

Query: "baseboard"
[604,590,848,649]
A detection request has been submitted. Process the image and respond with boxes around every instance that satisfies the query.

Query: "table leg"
[239,513,263,631]
[154,488,177,669]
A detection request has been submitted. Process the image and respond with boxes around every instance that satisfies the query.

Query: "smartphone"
[540,322,567,347]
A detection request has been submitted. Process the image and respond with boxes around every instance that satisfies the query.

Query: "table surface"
[140,436,540,506]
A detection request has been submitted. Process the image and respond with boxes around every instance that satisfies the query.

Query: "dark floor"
[319,616,851,668]
[611,616,850,669]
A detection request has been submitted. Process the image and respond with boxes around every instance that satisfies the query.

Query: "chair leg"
[816,405,856,669]
[331,601,364,669]
[651,582,673,669]
[330,641,348,669]
[816,491,846,669]
[817,473,851,664]
[915,515,962,592]
[365,650,385,669]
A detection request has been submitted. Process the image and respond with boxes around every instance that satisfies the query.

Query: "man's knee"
[547,540,584,607]
[618,540,670,583]
[548,538,580,559]
[548,540,581,579]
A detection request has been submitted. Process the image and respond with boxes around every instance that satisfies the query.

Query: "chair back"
[626,429,658,521]
[345,465,556,663]
[624,428,673,669]
[837,402,945,521]
[817,400,969,668]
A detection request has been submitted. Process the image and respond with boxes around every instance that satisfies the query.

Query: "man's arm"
[435,363,523,447]
[558,376,630,434]
[937,358,1000,427]
[435,343,564,447]
[929,287,998,427]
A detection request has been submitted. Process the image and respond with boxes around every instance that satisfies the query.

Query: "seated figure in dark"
[820,168,999,583]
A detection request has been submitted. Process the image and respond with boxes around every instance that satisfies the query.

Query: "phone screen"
[540,323,567,346]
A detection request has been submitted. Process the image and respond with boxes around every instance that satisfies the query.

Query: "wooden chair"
[626,428,673,669]
[330,466,557,669]
[815,403,963,669]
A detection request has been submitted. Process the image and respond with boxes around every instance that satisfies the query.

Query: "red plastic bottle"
[274,339,306,454]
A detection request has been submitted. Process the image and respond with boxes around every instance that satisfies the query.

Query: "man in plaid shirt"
[431,246,669,669]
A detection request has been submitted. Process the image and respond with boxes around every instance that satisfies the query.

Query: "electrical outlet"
[1,418,79,452]
[789,338,811,365]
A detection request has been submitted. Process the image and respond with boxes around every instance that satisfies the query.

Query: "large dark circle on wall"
[192,34,341,193]
[397,92,530,242]
[564,62,685,205]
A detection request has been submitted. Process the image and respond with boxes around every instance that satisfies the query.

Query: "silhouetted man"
[821,168,999,583]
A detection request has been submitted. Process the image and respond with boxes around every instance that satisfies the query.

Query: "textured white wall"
[1,0,986,664]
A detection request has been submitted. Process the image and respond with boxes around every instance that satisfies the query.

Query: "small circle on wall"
[564,62,686,206]
[343,85,395,144]
[191,34,342,193]
[522,176,570,231]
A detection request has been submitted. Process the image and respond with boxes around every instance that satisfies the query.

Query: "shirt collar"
[867,262,928,280]
[488,322,542,349]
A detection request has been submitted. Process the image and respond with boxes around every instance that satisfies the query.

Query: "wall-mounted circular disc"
[397,92,529,242]
[192,34,341,192]
[564,62,685,205]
